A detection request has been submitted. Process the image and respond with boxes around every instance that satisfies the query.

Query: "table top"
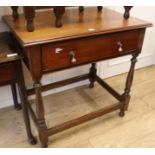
[3,7,152,47]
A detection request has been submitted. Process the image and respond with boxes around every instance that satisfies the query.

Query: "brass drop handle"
[69,50,77,64]
[117,41,123,53]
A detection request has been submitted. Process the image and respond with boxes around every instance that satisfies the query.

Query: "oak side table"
[3,7,152,147]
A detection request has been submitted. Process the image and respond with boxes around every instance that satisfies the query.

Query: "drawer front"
[42,30,142,72]
[0,63,16,83]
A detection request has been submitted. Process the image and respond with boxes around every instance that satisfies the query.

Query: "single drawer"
[0,63,16,83]
[42,30,142,72]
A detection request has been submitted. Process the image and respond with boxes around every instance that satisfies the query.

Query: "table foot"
[28,136,37,145]
[41,144,48,148]
[89,83,94,88]
[14,104,22,111]
[119,111,125,117]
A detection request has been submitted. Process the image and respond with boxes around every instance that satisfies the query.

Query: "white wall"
[0,6,155,108]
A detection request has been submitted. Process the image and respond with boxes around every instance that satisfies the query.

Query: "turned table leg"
[34,82,48,148]
[54,7,65,28]
[124,6,133,19]
[11,6,19,20]
[119,53,138,117]
[11,83,21,110]
[23,6,35,32]
[15,60,37,145]
[89,63,97,88]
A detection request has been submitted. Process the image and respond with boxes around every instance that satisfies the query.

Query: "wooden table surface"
[3,7,152,47]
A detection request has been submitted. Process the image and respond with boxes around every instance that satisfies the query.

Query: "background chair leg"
[11,83,21,111]
[11,6,19,20]
[97,6,103,11]
[79,6,84,12]
[23,6,35,32]
[54,7,65,28]
[16,60,37,145]
[123,6,133,19]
